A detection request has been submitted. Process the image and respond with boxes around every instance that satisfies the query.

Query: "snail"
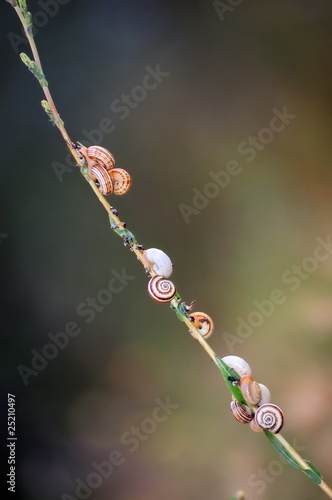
[147,275,176,303]
[83,145,115,170]
[109,168,132,195]
[144,248,173,278]
[251,403,284,434]
[89,164,113,195]
[239,375,262,405]
[230,400,254,424]
[221,356,252,378]
[189,312,214,339]
[257,383,271,406]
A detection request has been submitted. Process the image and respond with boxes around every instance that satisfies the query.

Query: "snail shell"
[109,168,132,195]
[221,356,252,378]
[240,375,262,405]
[257,384,271,406]
[89,164,113,195]
[253,403,284,434]
[86,145,115,170]
[189,312,214,339]
[230,400,254,424]
[147,275,176,303]
[144,248,173,278]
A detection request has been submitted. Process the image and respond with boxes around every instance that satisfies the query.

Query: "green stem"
[7,2,332,498]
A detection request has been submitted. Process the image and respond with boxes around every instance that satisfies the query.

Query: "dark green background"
[1,1,332,499]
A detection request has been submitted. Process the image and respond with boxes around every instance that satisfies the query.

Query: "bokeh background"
[1,1,332,499]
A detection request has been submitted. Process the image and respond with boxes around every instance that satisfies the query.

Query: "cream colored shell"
[221,356,252,378]
[144,248,173,278]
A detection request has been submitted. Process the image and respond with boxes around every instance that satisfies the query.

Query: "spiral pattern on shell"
[109,168,132,195]
[230,400,254,424]
[240,375,262,405]
[147,275,176,303]
[89,164,113,195]
[189,312,214,339]
[254,403,284,434]
[86,146,115,170]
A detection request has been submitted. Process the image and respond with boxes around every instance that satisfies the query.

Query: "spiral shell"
[144,248,173,278]
[257,384,271,406]
[89,164,113,195]
[230,400,254,424]
[240,375,262,405]
[221,356,252,378]
[148,275,176,303]
[109,168,132,195]
[189,312,214,339]
[86,146,115,170]
[253,403,284,434]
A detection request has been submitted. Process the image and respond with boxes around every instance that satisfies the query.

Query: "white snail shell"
[257,384,271,406]
[89,164,113,195]
[147,275,176,303]
[230,400,254,424]
[109,168,132,195]
[85,145,115,170]
[189,312,214,339]
[253,403,284,434]
[221,356,252,378]
[239,375,262,405]
[144,248,173,278]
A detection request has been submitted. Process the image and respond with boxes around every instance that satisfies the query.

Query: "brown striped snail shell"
[147,275,176,303]
[89,164,113,195]
[239,375,262,405]
[109,168,132,195]
[230,400,254,424]
[86,145,115,170]
[189,312,214,339]
[253,403,284,434]
[221,356,252,378]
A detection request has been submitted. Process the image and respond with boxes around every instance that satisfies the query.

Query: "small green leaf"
[305,460,322,478]
[18,0,27,13]
[303,468,322,485]
[215,356,246,404]
[264,431,303,471]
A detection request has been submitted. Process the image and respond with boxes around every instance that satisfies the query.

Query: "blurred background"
[1,0,332,499]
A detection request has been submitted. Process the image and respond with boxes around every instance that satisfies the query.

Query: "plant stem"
[7,3,332,498]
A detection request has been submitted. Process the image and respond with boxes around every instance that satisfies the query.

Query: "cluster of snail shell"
[144,248,214,338]
[222,355,284,434]
[78,145,132,196]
